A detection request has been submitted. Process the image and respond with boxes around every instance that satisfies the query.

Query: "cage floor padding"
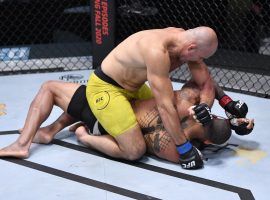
[0,70,269,200]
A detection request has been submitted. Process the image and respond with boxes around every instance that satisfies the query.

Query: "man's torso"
[101,28,186,91]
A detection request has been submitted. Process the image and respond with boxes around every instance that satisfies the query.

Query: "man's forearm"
[51,112,78,132]
[199,76,215,107]
[213,80,226,100]
[188,61,215,107]
[157,105,187,145]
[213,80,249,118]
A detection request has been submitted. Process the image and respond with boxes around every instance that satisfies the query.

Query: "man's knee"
[115,125,146,160]
[40,80,57,92]
[123,142,146,161]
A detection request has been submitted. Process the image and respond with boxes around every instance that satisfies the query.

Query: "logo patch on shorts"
[94,91,110,110]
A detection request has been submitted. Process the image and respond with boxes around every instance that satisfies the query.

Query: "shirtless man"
[0,78,253,167]
[73,81,254,164]
[86,27,218,169]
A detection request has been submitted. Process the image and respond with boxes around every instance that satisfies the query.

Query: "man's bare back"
[102,28,185,91]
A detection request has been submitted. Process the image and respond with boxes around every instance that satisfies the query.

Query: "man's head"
[180,26,218,62]
[205,115,232,145]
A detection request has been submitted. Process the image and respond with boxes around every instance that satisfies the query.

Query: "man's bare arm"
[213,80,226,100]
[141,42,204,170]
[144,48,186,146]
[213,79,249,118]
[188,60,215,107]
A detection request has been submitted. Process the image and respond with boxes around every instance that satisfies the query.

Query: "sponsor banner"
[59,74,88,84]
[91,0,115,68]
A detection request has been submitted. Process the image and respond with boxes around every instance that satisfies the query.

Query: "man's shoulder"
[138,37,167,55]
[163,27,185,32]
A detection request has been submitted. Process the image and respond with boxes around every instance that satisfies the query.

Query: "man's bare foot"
[32,126,57,144]
[0,142,29,158]
[69,122,85,132]
[74,125,90,143]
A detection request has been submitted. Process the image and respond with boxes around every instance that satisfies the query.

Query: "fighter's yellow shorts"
[86,68,152,137]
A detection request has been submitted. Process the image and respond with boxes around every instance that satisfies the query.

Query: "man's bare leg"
[73,125,128,158]
[73,125,119,155]
[32,112,77,144]
[73,124,146,160]
[0,81,80,158]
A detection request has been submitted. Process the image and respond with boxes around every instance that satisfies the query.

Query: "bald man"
[86,27,218,169]
[0,27,218,169]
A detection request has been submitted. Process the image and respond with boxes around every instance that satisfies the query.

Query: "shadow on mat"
[202,135,260,166]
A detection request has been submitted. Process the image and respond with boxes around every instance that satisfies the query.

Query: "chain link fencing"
[0,0,92,74]
[116,0,270,97]
[0,0,269,97]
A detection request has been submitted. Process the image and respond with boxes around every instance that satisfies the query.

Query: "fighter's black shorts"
[67,85,106,134]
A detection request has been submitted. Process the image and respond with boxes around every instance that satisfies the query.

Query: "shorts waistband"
[94,67,123,88]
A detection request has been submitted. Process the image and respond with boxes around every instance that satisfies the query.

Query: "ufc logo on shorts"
[96,97,103,103]
[182,161,195,169]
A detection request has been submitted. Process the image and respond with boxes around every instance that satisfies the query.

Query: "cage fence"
[0,0,269,97]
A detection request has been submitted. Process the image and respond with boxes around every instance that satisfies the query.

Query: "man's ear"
[187,44,197,52]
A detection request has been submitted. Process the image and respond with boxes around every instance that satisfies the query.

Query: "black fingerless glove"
[177,141,204,169]
[193,103,213,126]
[230,118,254,135]
[219,95,248,118]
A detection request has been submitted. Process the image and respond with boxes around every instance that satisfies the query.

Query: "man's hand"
[177,142,204,169]
[230,118,254,135]
[188,103,213,126]
[219,95,248,118]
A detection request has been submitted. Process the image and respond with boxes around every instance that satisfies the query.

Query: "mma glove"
[177,141,204,169]
[229,118,254,136]
[193,103,213,126]
[219,95,248,118]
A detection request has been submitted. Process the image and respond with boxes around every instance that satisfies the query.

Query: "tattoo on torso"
[138,106,160,129]
[140,106,189,154]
